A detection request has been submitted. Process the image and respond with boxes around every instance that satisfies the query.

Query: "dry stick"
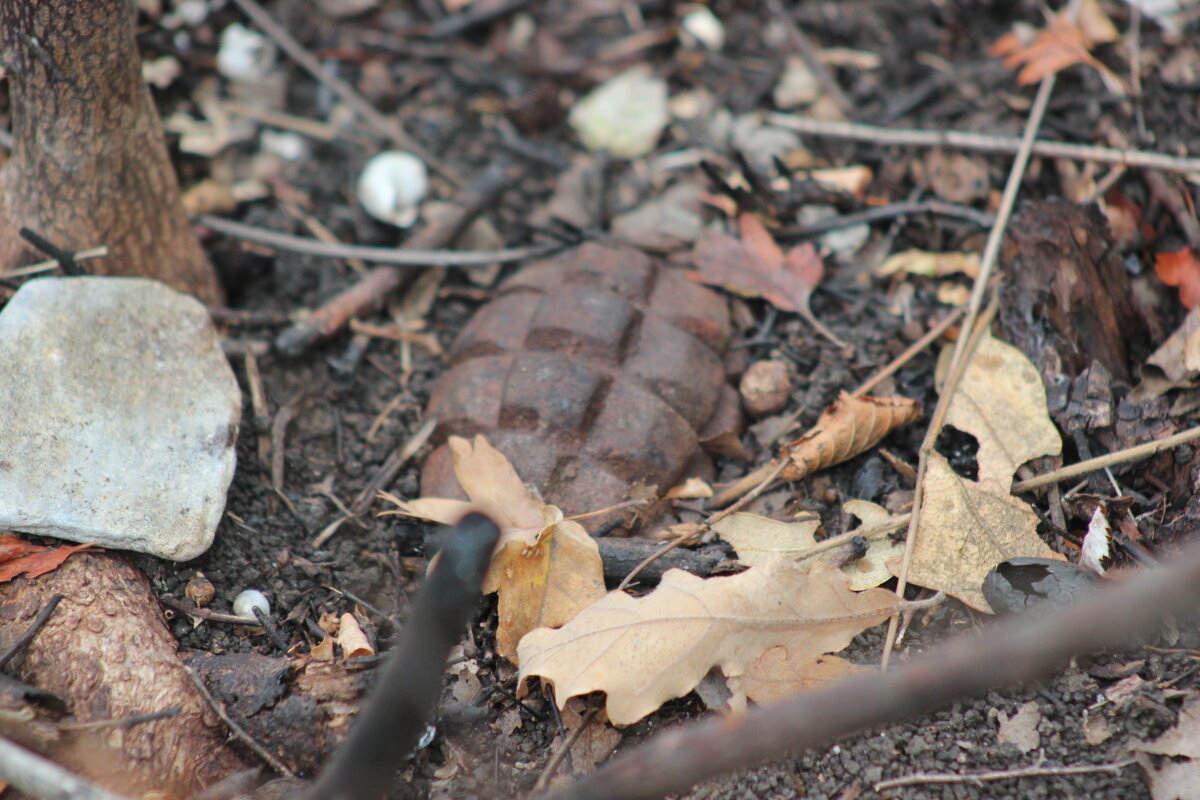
[882,6,1074,668]
[763,0,853,117]
[0,735,130,800]
[534,536,1200,800]
[0,247,107,279]
[0,593,61,669]
[226,0,455,182]
[305,514,500,800]
[273,161,516,357]
[766,114,1200,175]
[183,666,296,778]
[195,214,558,268]
[1013,424,1200,493]
[850,307,964,397]
[533,706,602,793]
[873,758,1138,791]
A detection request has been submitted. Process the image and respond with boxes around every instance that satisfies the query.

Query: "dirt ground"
[20,0,1200,797]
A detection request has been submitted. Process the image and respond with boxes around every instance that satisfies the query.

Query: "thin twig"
[184,666,296,778]
[776,200,995,239]
[0,594,62,670]
[763,0,853,116]
[883,0,1080,668]
[766,114,1200,175]
[0,247,108,280]
[873,758,1137,791]
[57,707,180,732]
[851,308,963,397]
[0,735,130,800]
[226,0,455,181]
[1013,425,1200,493]
[615,529,703,592]
[195,214,561,267]
[533,706,602,793]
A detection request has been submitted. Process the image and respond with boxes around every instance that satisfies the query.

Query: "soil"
[11,0,1200,797]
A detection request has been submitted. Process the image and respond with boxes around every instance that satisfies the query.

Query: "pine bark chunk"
[0,0,223,304]
[421,244,733,515]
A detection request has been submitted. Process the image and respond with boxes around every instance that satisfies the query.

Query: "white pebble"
[233,589,270,619]
[216,23,277,84]
[357,151,429,228]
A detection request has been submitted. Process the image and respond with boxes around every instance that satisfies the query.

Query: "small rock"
[0,278,241,561]
[740,360,792,417]
[569,67,670,159]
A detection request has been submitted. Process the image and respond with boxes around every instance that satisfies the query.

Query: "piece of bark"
[0,0,223,304]
[0,553,244,795]
[596,538,734,584]
[998,199,1153,384]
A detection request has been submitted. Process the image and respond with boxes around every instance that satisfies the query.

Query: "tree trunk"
[0,0,224,304]
[0,553,246,795]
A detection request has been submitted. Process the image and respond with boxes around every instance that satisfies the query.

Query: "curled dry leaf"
[384,434,605,661]
[690,213,845,346]
[517,560,899,725]
[780,392,921,481]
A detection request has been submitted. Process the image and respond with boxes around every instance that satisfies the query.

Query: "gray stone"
[0,278,240,560]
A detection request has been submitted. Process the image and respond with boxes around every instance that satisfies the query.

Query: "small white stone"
[569,67,670,159]
[233,589,271,619]
[217,23,277,84]
[680,5,725,50]
[357,151,429,228]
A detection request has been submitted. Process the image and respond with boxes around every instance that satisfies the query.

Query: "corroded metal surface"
[421,243,734,516]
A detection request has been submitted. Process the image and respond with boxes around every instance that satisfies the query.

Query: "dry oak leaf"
[730,649,872,707]
[781,391,921,481]
[712,502,901,590]
[712,513,820,567]
[384,434,605,661]
[937,331,1061,492]
[1133,693,1200,800]
[690,213,845,346]
[0,535,94,582]
[1143,305,1200,389]
[517,559,898,725]
[894,451,1061,612]
[989,0,1123,90]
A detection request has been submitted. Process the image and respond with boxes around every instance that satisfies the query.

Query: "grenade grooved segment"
[421,244,733,518]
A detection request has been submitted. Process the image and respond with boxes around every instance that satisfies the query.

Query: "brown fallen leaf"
[896,452,1062,612]
[383,434,605,661]
[781,391,921,481]
[517,560,899,725]
[877,249,981,280]
[0,537,95,582]
[989,0,1122,90]
[731,648,872,707]
[937,331,1061,493]
[690,213,845,346]
[1133,693,1200,800]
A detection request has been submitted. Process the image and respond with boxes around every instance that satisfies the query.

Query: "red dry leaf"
[0,534,44,562]
[0,540,95,582]
[1155,247,1200,309]
[989,2,1122,91]
[690,213,845,346]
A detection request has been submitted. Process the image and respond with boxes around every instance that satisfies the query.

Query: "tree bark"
[0,0,223,304]
[0,553,246,795]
